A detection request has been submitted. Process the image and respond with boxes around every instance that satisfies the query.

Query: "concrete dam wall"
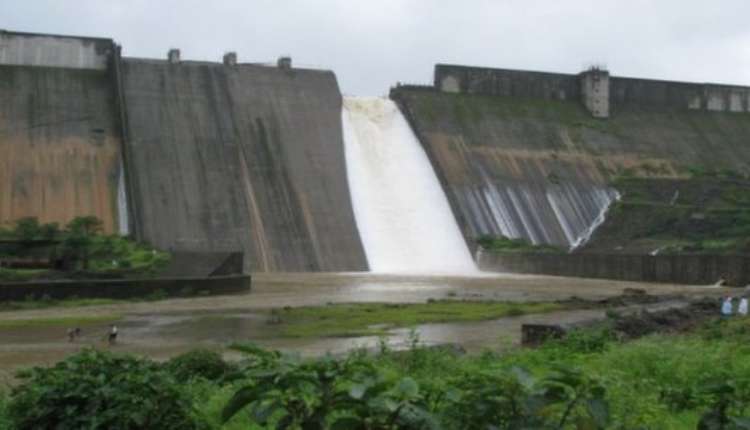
[0,64,125,234]
[119,58,367,272]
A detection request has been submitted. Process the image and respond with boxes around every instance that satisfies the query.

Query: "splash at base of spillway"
[342,97,479,275]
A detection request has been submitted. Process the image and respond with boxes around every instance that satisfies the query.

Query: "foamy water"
[341,96,478,274]
[117,157,130,235]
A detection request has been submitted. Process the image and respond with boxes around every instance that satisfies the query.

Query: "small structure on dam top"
[167,48,181,63]
[223,51,237,66]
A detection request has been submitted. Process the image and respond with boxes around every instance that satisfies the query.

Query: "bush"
[9,349,204,430]
[166,349,233,382]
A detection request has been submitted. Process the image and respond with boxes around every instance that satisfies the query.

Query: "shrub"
[166,349,233,382]
[9,349,203,430]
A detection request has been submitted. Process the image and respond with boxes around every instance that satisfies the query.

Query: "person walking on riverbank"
[107,324,118,345]
[721,296,734,317]
[739,297,748,317]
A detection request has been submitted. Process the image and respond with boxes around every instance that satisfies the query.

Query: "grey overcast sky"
[3,0,750,95]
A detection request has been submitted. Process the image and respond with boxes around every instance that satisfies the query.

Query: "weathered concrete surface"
[478,252,750,286]
[392,88,750,250]
[0,65,123,232]
[0,31,112,69]
[120,59,367,272]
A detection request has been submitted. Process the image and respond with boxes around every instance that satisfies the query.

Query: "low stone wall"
[478,251,750,286]
[0,274,251,301]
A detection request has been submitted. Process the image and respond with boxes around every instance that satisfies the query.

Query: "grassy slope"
[583,177,750,254]
[400,90,750,173]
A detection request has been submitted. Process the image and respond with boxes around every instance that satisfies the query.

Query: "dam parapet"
[0,30,114,69]
[434,64,750,117]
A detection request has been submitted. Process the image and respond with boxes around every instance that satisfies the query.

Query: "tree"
[13,217,42,241]
[62,216,103,270]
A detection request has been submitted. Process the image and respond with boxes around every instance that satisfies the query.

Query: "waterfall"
[341,96,478,274]
[117,157,130,235]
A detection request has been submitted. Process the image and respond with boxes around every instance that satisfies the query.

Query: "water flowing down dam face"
[341,97,478,274]
[456,180,619,250]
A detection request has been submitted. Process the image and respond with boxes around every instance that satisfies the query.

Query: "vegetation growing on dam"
[0,216,169,281]
[398,89,750,175]
[476,235,564,254]
[1,316,748,429]
[584,177,750,255]
[272,301,565,338]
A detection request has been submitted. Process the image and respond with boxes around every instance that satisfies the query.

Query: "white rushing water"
[117,157,130,235]
[342,96,478,274]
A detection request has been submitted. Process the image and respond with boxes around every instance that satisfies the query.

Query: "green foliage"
[0,297,120,312]
[547,327,617,354]
[166,349,235,382]
[0,389,11,430]
[61,216,104,270]
[13,217,44,241]
[8,349,204,429]
[221,345,611,429]
[477,235,564,254]
[0,216,170,278]
[222,352,439,429]
[275,301,565,338]
[4,317,750,429]
[0,268,48,282]
[588,177,750,254]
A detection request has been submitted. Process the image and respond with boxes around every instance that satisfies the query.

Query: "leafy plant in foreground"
[697,378,750,430]
[222,348,437,429]
[9,349,203,430]
[166,349,235,382]
[444,366,609,429]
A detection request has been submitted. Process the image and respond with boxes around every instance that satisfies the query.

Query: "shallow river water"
[0,272,726,382]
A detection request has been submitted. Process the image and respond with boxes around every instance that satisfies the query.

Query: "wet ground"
[0,272,730,383]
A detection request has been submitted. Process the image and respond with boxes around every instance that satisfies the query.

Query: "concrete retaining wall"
[0,274,251,301]
[478,251,750,286]
[0,31,112,70]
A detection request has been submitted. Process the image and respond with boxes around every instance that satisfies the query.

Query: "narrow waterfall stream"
[117,157,130,235]
[341,97,478,274]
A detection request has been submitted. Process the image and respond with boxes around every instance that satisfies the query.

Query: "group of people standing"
[67,324,118,345]
[722,296,749,317]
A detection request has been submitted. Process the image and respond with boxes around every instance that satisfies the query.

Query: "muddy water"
[0,273,728,382]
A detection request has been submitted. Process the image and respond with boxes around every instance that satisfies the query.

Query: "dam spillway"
[341,97,478,274]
